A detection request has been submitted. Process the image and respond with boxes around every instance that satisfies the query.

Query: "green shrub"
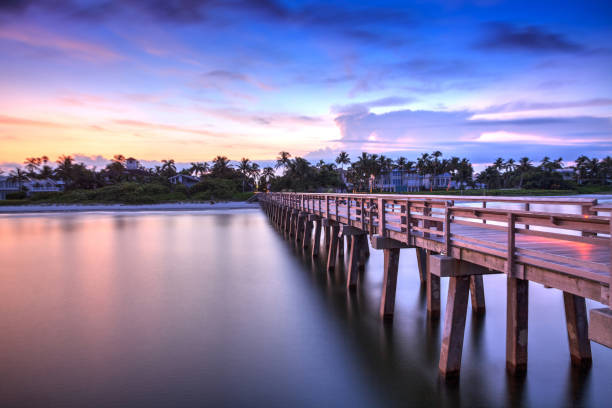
[190,178,238,200]
[6,191,27,199]
[171,184,189,196]
[231,192,255,201]
[29,191,62,201]
[0,199,29,206]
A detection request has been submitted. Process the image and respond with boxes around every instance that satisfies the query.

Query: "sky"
[1,0,611,170]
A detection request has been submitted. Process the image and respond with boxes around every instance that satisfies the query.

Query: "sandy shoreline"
[0,201,260,214]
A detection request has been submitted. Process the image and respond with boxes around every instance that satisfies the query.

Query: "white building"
[125,157,140,171]
[377,170,458,192]
[169,174,200,188]
[0,176,65,199]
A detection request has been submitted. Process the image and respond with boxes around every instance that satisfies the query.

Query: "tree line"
[2,152,611,196]
[475,156,612,189]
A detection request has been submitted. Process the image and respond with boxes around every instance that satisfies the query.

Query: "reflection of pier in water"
[260,192,612,383]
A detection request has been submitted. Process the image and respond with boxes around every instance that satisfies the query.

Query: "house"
[125,157,140,171]
[377,170,458,192]
[0,176,65,199]
[555,168,575,181]
[169,174,200,188]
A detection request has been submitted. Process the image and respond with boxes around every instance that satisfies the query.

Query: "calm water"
[0,208,610,407]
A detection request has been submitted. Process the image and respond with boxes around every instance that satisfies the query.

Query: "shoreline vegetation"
[1,151,611,206]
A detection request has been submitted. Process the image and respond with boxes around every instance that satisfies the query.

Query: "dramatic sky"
[1,0,611,169]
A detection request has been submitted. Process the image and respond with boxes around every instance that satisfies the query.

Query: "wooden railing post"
[507,212,515,276]
[377,198,385,236]
[406,200,412,245]
[444,201,452,255]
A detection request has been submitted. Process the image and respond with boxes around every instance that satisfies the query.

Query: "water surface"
[0,209,610,407]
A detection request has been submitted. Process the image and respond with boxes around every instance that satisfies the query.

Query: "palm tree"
[573,155,590,184]
[493,157,504,172]
[453,158,474,191]
[238,158,252,192]
[23,157,42,177]
[211,156,232,177]
[516,157,532,188]
[55,155,74,184]
[189,162,208,177]
[275,151,291,170]
[8,167,29,191]
[160,159,177,178]
[335,151,350,170]
[262,166,275,181]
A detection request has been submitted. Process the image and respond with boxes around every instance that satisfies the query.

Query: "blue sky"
[0,0,611,169]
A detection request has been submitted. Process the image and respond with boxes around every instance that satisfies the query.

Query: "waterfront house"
[169,174,200,188]
[0,176,65,199]
[377,170,457,192]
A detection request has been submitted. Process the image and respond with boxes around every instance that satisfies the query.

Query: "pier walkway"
[259,192,612,377]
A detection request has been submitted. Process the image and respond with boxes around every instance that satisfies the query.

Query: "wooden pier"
[259,192,612,378]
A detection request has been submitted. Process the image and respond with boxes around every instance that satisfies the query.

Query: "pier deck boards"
[260,192,612,378]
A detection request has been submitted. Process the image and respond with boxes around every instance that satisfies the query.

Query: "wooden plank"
[439,276,470,377]
[589,308,612,348]
[507,277,528,374]
[380,248,400,319]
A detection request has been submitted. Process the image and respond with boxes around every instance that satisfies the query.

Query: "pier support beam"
[427,263,441,319]
[563,292,592,366]
[323,222,331,252]
[507,277,529,374]
[439,276,470,378]
[380,248,401,319]
[371,235,408,319]
[302,216,312,249]
[470,275,486,315]
[415,248,428,285]
[326,223,340,272]
[295,212,305,243]
[310,215,321,258]
[340,225,367,290]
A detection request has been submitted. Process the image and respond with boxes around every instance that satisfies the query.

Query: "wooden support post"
[439,276,470,377]
[358,235,369,268]
[347,234,365,290]
[288,211,294,237]
[295,213,305,242]
[415,247,427,285]
[312,218,321,258]
[563,292,592,366]
[380,247,400,319]
[362,236,370,257]
[326,224,340,272]
[338,233,345,257]
[469,275,486,315]
[506,277,528,374]
[324,224,331,251]
[302,217,312,250]
[427,259,441,319]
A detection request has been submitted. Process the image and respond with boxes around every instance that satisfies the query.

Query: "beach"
[0,201,260,213]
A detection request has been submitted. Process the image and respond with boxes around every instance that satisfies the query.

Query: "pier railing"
[264,192,611,303]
